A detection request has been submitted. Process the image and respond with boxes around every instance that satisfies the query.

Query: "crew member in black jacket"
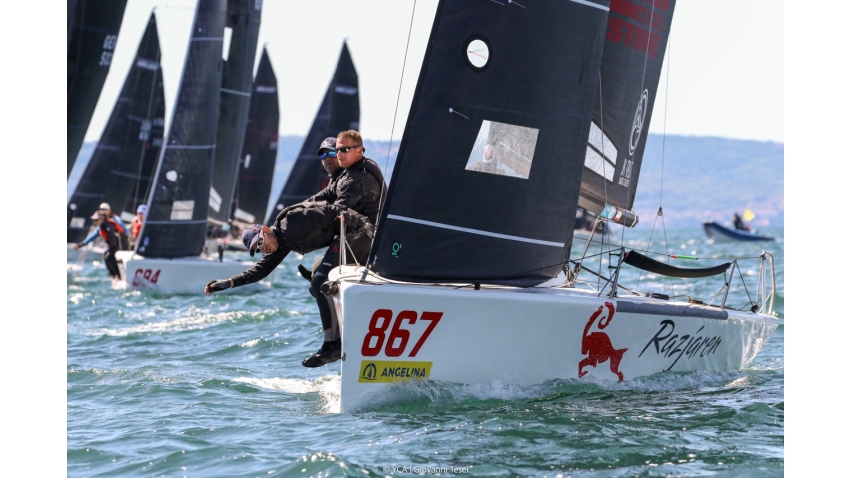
[205,130,386,367]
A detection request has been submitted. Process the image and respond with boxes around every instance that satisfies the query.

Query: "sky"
[81,0,785,146]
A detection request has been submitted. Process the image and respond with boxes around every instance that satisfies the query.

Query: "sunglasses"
[255,234,264,252]
[335,145,361,153]
[319,151,337,159]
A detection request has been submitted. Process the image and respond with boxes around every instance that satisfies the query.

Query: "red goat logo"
[578,302,628,381]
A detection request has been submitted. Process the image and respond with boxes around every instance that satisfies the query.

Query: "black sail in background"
[208,0,262,227]
[233,47,279,225]
[67,0,128,177]
[369,0,610,286]
[578,0,676,225]
[68,0,79,48]
[67,13,165,245]
[136,0,227,258]
[266,42,359,225]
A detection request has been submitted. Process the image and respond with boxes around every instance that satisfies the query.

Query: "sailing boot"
[301,338,341,368]
[297,264,312,281]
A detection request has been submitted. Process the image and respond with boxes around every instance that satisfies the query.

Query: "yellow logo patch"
[358,361,433,383]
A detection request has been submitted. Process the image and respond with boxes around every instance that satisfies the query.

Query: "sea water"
[66,227,784,477]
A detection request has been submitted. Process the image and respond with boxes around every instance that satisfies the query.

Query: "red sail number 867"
[361,309,443,357]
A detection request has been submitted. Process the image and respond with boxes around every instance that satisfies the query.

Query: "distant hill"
[73,134,783,230]
[634,135,784,229]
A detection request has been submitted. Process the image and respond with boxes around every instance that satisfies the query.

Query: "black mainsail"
[368,0,611,286]
[67,0,129,177]
[136,0,227,258]
[266,42,359,225]
[208,0,263,229]
[233,46,280,225]
[578,0,676,226]
[67,12,165,245]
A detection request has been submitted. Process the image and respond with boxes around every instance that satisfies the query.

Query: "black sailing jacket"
[232,159,386,286]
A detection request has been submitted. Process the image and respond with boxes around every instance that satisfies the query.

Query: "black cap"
[316,137,337,155]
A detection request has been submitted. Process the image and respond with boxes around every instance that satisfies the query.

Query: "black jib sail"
[136,0,227,258]
[208,0,263,229]
[67,0,129,177]
[67,12,165,245]
[368,0,611,286]
[233,46,280,226]
[578,0,676,226]
[266,42,359,225]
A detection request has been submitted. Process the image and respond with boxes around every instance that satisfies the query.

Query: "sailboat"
[67,0,129,178]
[122,0,257,294]
[266,41,360,225]
[206,0,263,252]
[318,0,779,412]
[67,12,165,261]
[229,46,280,243]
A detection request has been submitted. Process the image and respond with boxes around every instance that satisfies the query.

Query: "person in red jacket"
[130,204,146,246]
[74,203,129,283]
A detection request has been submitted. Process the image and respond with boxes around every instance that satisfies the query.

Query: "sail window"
[464,120,538,179]
[585,121,617,182]
[170,200,195,221]
[465,38,490,69]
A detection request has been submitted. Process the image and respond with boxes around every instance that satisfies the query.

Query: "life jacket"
[98,216,128,250]
[131,216,143,239]
[344,157,387,224]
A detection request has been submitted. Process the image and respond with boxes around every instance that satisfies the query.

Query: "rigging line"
[367,0,418,266]
[640,1,671,292]
[659,25,671,225]
[629,0,658,207]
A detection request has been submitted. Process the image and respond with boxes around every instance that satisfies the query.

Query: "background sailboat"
[67,0,129,178]
[265,41,359,225]
[231,46,280,229]
[206,0,263,248]
[123,0,255,294]
[67,12,165,260]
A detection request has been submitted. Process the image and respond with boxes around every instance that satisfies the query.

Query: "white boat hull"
[330,267,779,412]
[121,253,260,294]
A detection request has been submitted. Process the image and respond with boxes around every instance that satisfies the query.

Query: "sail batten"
[387,215,565,248]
